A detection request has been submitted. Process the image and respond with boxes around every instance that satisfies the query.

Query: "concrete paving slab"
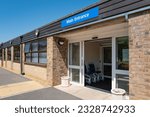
[2,87,81,100]
[0,68,29,86]
[0,81,45,98]
[55,85,129,100]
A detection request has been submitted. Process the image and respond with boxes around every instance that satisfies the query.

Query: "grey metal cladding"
[12,37,21,46]
[2,0,150,48]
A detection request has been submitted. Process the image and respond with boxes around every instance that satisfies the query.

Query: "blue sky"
[0,0,99,43]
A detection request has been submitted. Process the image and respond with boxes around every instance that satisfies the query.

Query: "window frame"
[7,47,11,61]
[0,49,2,60]
[24,38,47,66]
[14,45,20,62]
[116,36,129,71]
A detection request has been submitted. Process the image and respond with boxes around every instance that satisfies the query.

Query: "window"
[4,49,6,61]
[39,52,47,64]
[7,47,11,61]
[14,45,20,62]
[116,37,129,70]
[0,49,2,60]
[24,43,30,53]
[24,39,47,64]
[69,68,80,83]
[69,42,80,66]
[116,74,129,94]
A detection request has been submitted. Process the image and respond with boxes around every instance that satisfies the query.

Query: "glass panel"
[32,42,38,52]
[32,53,38,63]
[14,46,20,61]
[4,49,6,61]
[104,47,112,63]
[25,53,31,63]
[104,65,112,76]
[116,37,129,70]
[116,74,129,94]
[71,69,80,83]
[25,43,31,53]
[7,47,11,60]
[39,52,47,64]
[69,42,80,66]
[39,39,47,51]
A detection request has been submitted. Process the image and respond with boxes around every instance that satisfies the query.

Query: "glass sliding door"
[116,37,129,71]
[69,43,80,66]
[112,36,129,93]
[69,42,83,84]
[103,47,112,78]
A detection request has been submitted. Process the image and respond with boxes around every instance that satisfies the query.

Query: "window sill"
[24,62,47,68]
[13,61,20,63]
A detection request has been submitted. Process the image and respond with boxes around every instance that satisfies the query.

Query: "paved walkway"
[0,68,80,100]
[2,87,81,100]
[0,67,128,100]
[0,68,29,86]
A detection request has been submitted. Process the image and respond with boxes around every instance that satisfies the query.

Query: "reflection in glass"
[25,43,30,53]
[24,39,47,64]
[69,42,80,66]
[14,46,20,61]
[70,69,80,83]
[116,74,129,94]
[32,53,38,63]
[25,53,31,62]
[7,47,11,60]
[32,42,38,52]
[116,37,129,70]
[39,40,47,51]
[39,52,47,64]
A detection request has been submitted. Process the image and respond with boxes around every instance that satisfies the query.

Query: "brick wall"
[129,10,150,99]
[24,64,47,80]
[47,36,68,86]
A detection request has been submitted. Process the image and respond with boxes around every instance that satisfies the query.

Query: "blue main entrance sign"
[61,7,99,28]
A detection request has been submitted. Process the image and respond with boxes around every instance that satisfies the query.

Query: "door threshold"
[85,85,111,94]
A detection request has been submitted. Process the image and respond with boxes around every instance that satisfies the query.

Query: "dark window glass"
[32,53,38,63]
[25,43,31,53]
[32,42,38,52]
[4,49,6,61]
[69,42,80,66]
[0,49,2,60]
[25,39,47,65]
[116,37,129,70]
[104,47,112,63]
[116,74,129,94]
[7,47,11,60]
[25,53,31,63]
[39,39,47,51]
[14,45,20,62]
[39,52,47,64]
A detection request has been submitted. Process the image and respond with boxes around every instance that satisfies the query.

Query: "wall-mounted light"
[58,39,65,46]
[35,29,40,37]
[9,41,12,44]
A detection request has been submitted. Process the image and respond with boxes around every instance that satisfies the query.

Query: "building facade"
[0,0,150,99]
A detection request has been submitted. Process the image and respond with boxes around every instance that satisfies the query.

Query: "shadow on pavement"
[2,87,81,100]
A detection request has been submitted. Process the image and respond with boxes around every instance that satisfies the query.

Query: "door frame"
[68,36,129,90]
[101,46,112,79]
[68,41,85,86]
[111,36,129,90]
